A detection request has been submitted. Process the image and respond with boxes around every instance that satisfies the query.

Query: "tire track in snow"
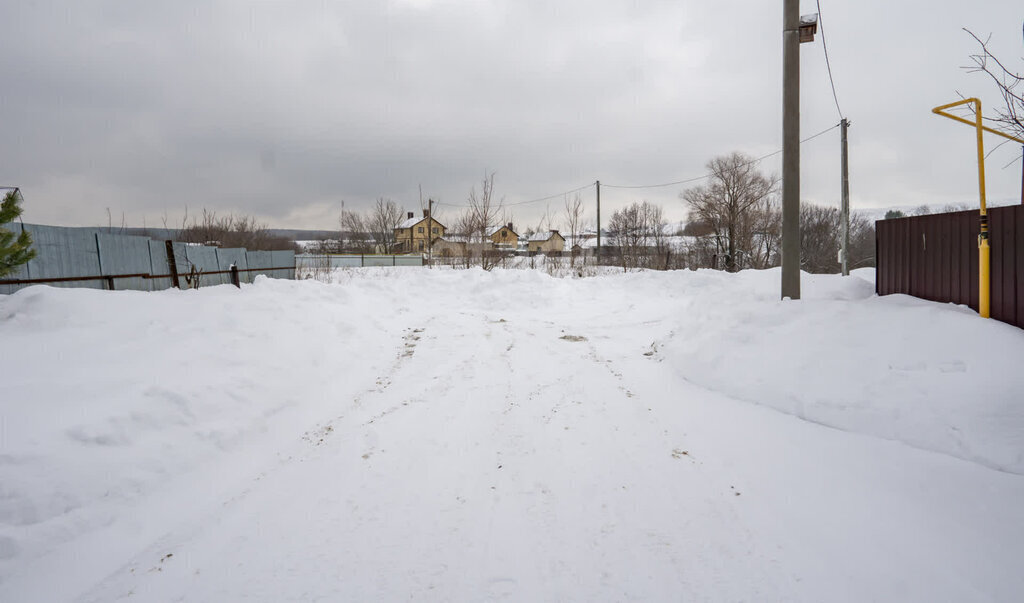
[75,303,787,601]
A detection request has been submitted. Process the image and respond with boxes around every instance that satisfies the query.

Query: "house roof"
[490,225,518,237]
[436,234,471,244]
[396,216,446,230]
[527,230,563,242]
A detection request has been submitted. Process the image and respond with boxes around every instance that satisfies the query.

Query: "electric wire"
[434,183,594,209]
[433,123,840,207]
[603,123,840,190]
[816,0,844,121]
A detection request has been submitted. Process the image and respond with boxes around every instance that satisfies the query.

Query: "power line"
[603,123,841,190]
[432,122,841,207]
[435,182,593,209]
[816,0,844,120]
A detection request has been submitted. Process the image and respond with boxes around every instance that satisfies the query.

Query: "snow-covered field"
[1,267,1023,601]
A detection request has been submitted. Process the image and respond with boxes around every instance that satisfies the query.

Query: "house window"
[418,241,424,250]
[501,230,507,238]
[432,227,438,234]
[418,227,424,233]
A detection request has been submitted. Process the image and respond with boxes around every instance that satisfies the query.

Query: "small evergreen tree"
[884,209,906,220]
[1,189,36,277]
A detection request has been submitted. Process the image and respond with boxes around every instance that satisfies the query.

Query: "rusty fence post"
[165,240,181,289]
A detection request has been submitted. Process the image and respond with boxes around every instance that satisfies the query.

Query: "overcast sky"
[2,0,1022,231]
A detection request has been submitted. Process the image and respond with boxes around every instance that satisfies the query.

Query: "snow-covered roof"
[437,234,471,244]
[397,215,446,230]
[528,230,562,242]
[490,225,518,237]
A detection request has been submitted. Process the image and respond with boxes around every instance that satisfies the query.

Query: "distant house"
[527,230,565,253]
[394,210,445,253]
[432,235,468,258]
[489,223,518,251]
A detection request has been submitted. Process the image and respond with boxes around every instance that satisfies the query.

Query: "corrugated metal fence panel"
[331,256,363,268]
[362,255,396,267]
[991,206,1018,326]
[246,250,272,280]
[96,233,153,291]
[295,254,424,269]
[183,245,223,287]
[216,247,249,283]
[2,225,300,294]
[270,250,295,280]
[877,207,1022,329]
[0,222,29,294]
[147,240,174,291]
[22,224,104,289]
[1017,207,1024,325]
[395,255,424,266]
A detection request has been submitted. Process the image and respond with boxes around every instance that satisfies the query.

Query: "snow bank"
[1,267,1022,600]
[651,267,1024,474]
[0,277,404,584]
[222,266,1024,475]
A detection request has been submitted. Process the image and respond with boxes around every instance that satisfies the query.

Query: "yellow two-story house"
[394,210,446,253]
[490,223,519,251]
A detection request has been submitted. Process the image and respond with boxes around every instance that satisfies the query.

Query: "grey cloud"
[1,0,1022,229]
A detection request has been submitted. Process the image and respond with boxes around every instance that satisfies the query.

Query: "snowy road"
[2,268,1023,601]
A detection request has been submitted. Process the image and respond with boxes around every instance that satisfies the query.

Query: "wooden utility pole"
[428,198,433,267]
[595,180,601,262]
[781,0,801,299]
[840,118,850,275]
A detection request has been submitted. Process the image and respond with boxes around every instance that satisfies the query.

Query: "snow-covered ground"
[1,267,1023,601]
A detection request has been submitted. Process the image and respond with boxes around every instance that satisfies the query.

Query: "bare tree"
[798,203,876,273]
[799,204,842,273]
[682,152,779,272]
[963,29,1023,140]
[747,198,782,269]
[368,197,404,254]
[464,172,504,269]
[339,208,371,253]
[563,193,585,266]
[178,209,294,250]
[645,202,670,269]
[608,204,642,272]
[848,212,876,269]
[608,201,667,271]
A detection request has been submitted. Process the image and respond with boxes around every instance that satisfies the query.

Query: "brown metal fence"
[876,205,1024,329]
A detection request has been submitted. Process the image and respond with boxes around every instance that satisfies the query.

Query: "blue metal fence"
[0,224,295,294]
[295,254,424,270]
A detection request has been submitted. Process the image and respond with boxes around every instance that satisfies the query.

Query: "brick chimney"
[507,222,513,231]
[423,209,430,218]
